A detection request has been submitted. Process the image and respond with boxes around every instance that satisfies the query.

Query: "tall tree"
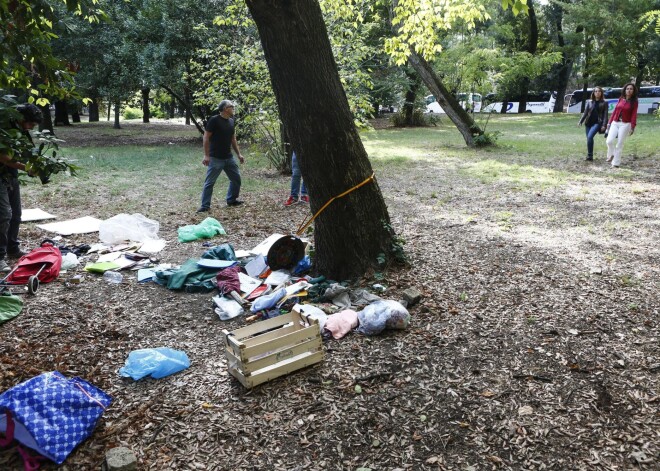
[246,0,396,280]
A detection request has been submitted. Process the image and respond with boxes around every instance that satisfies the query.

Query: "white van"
[425,93,482,114]
[482,91,556,113]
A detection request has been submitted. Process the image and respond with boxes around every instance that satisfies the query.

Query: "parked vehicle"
[482,91,556,113]
[565,86,660,115]
[425,93,482,114]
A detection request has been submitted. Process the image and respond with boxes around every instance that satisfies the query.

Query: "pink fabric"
[215,265,241,295]
[324,309,358,339]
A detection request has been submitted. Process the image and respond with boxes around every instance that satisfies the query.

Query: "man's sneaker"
[196,207,210,213]
[0,260,10,273]
[7,248,26,258]
[284,196,297,206]
[300,195,310,203]
[227,200,244,207]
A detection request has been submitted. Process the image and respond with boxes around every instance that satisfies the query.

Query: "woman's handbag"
[0,371,112,466]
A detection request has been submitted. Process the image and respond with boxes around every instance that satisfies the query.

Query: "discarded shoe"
[227,200,244,207]
[0,260,10,273]
[300,195,310,203]
[196,207,210,213]
[284,196,297,206]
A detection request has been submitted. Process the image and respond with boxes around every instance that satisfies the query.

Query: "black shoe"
[585,156,593,161]
[7,248,26,258]
[196,207,210,213]
[226,200,244,207]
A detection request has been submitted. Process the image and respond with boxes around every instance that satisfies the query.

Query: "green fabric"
[178,217,226,243]
[154,259,219,291]
[0,294,23,324]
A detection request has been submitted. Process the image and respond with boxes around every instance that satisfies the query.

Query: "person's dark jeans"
[0,177,22,258]
[586,123,600,158]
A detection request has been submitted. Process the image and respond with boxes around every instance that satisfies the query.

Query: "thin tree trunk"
[402,67,420,126]
[160,84,205,134]
[519,0,538,114]
[142,88,150,123]
[408,52,481,146]
[71,102,81,123]
[246,0,395,279]
[113,100,121,129]
[107,101,112,121]
[168,99,175,119]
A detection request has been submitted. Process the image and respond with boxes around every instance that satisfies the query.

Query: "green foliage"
[641,10,660,34]
[389,109,433,127]
[472,130,501,147]
[0,95,78,179]
[122,107,142,120]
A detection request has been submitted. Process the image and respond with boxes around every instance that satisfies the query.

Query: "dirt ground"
[0,120,658,470]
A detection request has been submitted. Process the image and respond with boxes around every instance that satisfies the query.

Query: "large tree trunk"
[518,0,538,114]
[54,101,70,126]
[88,100,100,122]
[549,5,581,113]
[408,52,481,146]
[113,100,121,129]
[142,88,150,123]
[38,104,54,133]
[246,0,395,280]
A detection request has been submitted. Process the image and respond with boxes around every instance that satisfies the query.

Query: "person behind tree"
[284,151,309,206]
[0,104,42,272]
[577,86,608,161]
[605,83,638,168]
[197,100,245,212]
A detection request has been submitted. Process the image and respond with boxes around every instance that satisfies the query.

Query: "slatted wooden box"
[222,309,323,388]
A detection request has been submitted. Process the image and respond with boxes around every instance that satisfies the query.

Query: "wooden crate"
[222,309,323,388]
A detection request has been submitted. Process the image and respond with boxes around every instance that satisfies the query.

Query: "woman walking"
[605,83,638,168]
[578,86,608,161]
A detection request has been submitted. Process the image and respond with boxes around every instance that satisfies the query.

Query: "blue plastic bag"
[119,348,190,380]
[250,287,287,313]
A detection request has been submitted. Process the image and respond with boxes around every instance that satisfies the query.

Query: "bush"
[122,107,143,120]
[390,110,435,127]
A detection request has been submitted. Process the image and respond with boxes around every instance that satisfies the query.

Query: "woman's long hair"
[590,86,605,102]
[620,83,638,101]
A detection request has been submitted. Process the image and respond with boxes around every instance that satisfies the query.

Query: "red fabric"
[0,410,15,447]
[6,245,62,284]
[608,98,638,129]
[215,265,241,295]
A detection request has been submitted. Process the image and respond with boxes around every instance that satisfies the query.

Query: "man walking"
[0,104,42,272]
[198,100,245,212]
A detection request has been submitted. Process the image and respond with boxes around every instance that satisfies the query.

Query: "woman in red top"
[605,83,638,168]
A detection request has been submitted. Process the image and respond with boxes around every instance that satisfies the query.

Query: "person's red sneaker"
[300,195,310,203]
[284,196,297,206]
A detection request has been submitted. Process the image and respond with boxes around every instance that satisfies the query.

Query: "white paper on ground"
[234,249,252,258]
[139,239,166,253]
[265,269,290,286]
[21,208,57,222]
[250,233,284,256]
[114,255,137,270]
[245,256,267,278]
[285,281,310,296]
[37,216,102,235]
[137,268,155,282]
[97,252,122,263]
[238,272,262,296]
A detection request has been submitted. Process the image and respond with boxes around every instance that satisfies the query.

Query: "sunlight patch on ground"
[458,159,578,188]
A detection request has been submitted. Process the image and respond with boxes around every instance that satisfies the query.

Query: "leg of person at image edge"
[0,177,22,272]
[585,123,600,161]
[606,121,631,168]
[285,152,308,206]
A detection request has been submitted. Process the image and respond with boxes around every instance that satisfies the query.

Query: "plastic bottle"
[103,271,123,284]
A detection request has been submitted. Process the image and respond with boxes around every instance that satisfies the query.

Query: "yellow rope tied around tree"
[295,172,376,236]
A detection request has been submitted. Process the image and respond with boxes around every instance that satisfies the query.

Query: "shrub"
[122,107,143,120]
[390,110,435,127]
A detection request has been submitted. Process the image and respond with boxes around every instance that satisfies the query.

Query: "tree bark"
[54,101,70,126]
[518,0,538,114]
[246,0,395,280]
[408,52,481,146]
[402,67,420,125]
[38,104,54,133]
[113,100,121,129]
[71,102,81,123]
[142,88,151,123]
[107,101,112,121]
[88,100,100,122]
